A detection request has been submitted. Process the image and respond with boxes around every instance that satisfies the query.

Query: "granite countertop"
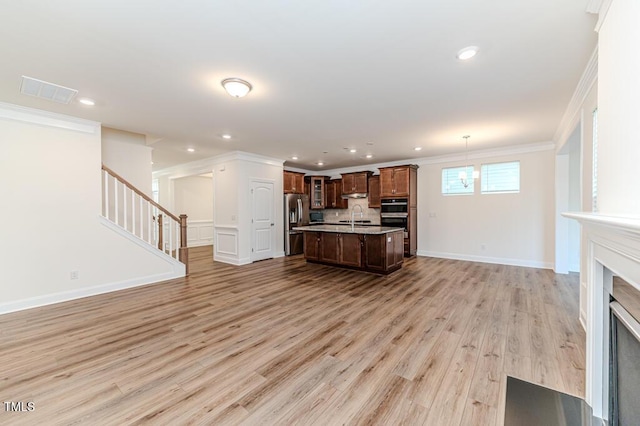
[293,225,403,235]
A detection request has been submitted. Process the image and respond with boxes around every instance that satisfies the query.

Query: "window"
[592,108,598,212]
[442,166,475,195]
[481,161,520,194]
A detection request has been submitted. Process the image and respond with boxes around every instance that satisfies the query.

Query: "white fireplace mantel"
[563,212,640,421]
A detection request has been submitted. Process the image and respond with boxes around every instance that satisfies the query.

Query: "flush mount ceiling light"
[414,147,422,151]
[187,148,195,152]
[365,154,373,159]
[457,46,479,60]
[222,134,232,139]
[350,149,357,153]
[291,156,298,160]
[221,78,252,98]
[317,162,324,166]
[78,97,95,106]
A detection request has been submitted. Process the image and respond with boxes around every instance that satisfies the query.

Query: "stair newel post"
[179,214,189,276]
[157,213,163,250]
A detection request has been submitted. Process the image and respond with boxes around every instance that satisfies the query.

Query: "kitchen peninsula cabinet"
[297,225,404,274]
[283,171,305,194]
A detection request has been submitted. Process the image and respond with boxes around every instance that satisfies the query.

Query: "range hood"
[341,193,368,199]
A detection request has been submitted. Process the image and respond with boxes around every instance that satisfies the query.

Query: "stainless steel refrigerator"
[284,194,309,255]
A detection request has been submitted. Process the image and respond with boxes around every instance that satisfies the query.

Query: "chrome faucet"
[350,204,364,231]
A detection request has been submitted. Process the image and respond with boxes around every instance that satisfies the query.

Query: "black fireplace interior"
[609,276,640,426]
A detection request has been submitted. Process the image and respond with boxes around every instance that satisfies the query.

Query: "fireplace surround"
[564,213,640,424]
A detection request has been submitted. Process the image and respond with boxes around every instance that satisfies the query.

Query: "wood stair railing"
[101,164,189,275]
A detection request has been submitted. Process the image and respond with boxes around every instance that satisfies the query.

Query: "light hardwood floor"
[0,247,585,425]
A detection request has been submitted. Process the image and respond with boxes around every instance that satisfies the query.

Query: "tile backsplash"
[322,198,380,224]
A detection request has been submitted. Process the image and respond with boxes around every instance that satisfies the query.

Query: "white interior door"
[251,180,274,261]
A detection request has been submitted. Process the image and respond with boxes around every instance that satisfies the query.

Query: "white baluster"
[103,170,108,218]
[147,203,152,244]
[168,217,172,255]
[114,179,119,226]
[139,196,143,239]
[123,186,128,230]
[175,222,180,260]
[131,189,135,235]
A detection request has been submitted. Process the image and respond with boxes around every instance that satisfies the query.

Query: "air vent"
[20,76,78,104]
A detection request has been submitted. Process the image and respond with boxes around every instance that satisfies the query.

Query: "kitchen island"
[293,225,404,274]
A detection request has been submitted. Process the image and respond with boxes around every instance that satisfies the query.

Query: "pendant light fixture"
[221,78,252,98]
[459,135,479,188]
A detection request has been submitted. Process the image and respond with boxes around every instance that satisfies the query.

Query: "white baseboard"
[213,253,252,266]
[273,250,286,258]
[416,250,553,269]
[0,270,184,316]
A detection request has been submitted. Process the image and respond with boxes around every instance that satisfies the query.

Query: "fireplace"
[608,276,640,425]
[563,213,640,424]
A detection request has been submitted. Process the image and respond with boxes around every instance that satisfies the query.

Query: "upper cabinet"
[283,171,305,194]
[379,165,417,198]
[341,171,372,195]
[325,179,348,209]
[368,175,381,208]
[310,176,325,209]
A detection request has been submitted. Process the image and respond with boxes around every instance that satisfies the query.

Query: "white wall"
[101,127,152,196]
[568,133,581,272]
[0,103,184,314]
[417,147,555,268]
[172,175,214,247]
[173,175,213,221]
[597,0,640,214]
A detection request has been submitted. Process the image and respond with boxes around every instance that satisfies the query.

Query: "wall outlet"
[335,212,339,216]
[70,270,79,280]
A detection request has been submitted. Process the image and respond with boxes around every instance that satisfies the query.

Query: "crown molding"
[553,46,598,150]
[590,0,613,32]
[0,101,100,134]
[153,150,284,179]
[415,141,555,166]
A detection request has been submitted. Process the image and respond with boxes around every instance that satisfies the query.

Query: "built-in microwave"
[380,198,408,215]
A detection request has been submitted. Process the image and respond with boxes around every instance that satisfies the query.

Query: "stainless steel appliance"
[381,198,408,237]
[284,194,310,255]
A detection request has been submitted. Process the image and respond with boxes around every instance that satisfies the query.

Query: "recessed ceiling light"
[457,46,479,60]
[414,147,422,151]
[222,134,232,139]
[292,156,298,160]
[365,154,373,159]
[78,98,95,106]
[187,148,195,152]
[317,162,324,166]
[350,149,357,153]
[221,78,252,98]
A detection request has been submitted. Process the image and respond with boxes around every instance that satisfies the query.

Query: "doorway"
[251,180,275,261]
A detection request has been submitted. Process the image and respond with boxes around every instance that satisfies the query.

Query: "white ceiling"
[0,1,597,171]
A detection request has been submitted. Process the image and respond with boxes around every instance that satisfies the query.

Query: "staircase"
[101,164,189,275]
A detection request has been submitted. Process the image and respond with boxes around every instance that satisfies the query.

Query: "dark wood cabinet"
[379,165,416,198]
[339,233,362,268]
[324,179,348,209]
[304,232,321,261]
[368,175,380,208]
[379,165,418,256]
[319,232,339,263]
[363,231,403,272]
[283,171,305,194]
[310,176,325,209]
[303,230,403,274]
[341,171,371,195]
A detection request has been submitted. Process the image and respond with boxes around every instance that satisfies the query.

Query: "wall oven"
[380,198,408,238]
